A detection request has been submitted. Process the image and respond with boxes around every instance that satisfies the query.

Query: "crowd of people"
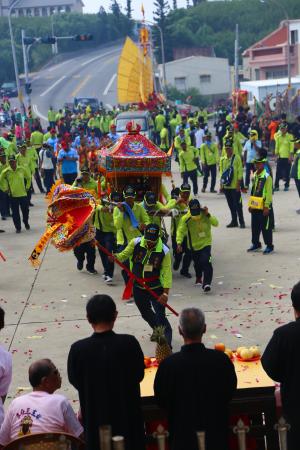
[1,284,300,450]
[0,101,300,449]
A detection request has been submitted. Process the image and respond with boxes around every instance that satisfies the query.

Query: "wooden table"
[141,359,279,450]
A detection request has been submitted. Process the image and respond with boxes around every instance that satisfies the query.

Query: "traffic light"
[23,37,36,45]
[25,83,32,95]
[73,34,93,42]
[40,36,57,44]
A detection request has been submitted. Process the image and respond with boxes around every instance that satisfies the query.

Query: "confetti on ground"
[81,294,87,298]
[234,334,243,338]
[26,336,43,340]
[269,284,283,289]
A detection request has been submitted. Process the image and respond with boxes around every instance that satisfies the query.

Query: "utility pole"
[21,29,31,107]
[234,23,239,91]
[8,0,24,112]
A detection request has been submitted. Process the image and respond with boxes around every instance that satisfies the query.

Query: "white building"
[0,0,83,16]
[240,77,300,103]
[160,55,231,98]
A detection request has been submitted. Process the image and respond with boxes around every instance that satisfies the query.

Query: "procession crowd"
[1,100,300,450]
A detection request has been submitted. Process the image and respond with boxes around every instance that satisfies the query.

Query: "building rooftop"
[241,77,300,88]
[163,55,228,66]
[12,0,83,6]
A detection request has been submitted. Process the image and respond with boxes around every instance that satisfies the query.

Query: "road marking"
[71,74,91,97]
[40,76,66,97]
[80,49,120,67]
[32,104,48,122]
[103,73,117,95]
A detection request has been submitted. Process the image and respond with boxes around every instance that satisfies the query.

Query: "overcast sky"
[83,0,187,19]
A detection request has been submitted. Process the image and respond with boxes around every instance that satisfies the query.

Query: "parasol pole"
[95,241,179,317]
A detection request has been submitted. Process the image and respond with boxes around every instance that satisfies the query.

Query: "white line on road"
[32,104,48,122]
[103,73,117,96]
[40,76,66,97]
[80,49,120,67]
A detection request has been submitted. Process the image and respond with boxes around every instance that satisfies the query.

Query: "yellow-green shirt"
[117,236,172,289]
[93,205,116,233]
[177,212,218,251]
[113,202,150,245]
[219,154,243,189]
[0,166,31,197]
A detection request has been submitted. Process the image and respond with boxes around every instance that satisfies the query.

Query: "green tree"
[126,0,132,18]
[110,0,121,18]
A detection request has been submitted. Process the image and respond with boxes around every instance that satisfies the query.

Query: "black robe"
[262,317,300,450]
[154,343,237,450]
[68,330,145,450]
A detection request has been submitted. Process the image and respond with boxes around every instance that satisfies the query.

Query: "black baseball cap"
[144,223,160,242]
[180,183,191,192]
[123,185,136,198]
[189,199,201,216]
[171,187,180,199]
[144,191,157,207]
[110,191,123,202]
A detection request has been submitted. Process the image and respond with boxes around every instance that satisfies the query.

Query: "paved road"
[1,164,300,405]
[30,42,123,121]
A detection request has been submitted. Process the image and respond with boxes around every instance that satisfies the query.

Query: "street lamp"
[8,0,24,111]
[135,19,167,97]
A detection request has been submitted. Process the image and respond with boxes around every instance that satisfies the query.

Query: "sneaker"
[105,276,113,284]
[29,202,34,207]
[24,223,30,230]
[1,217,6,221]
[102,274,107,279]
[125,298,135,305]
[263,246,274,255]
[87,268,98,274]
[77,261,83,271]
[239,223,246,229]
[0,229,5,233]
[247,244,262,252]
[284,187,289,192]
[201,188,205,193]
[180,271,192,279]
[297,209,300,215]
[274,187,279,192]
[195,277,203,286]
[203,284,211,293]
[226,222,238,228]
[16,229,21,234]
[210,189,217,193]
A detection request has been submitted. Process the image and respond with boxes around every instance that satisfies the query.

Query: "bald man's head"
[29,359,61,393]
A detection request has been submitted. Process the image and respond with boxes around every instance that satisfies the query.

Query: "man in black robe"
[154,307,237,450]
[67,294,145,450]
[262,280,300,450]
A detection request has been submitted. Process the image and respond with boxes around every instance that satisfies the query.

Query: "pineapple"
[151,326,172,364]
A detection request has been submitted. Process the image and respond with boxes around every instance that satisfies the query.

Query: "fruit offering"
[214,343,233,359]
[236,345,261,361]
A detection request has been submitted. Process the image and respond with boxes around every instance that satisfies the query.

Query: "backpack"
[221,155,235,186]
